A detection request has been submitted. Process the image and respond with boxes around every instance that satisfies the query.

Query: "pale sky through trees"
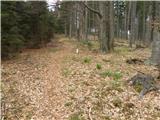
[47,0,58,11]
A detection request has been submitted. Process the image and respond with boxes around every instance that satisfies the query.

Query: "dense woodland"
[1,1,160,120]
[1,1,55,58]
[2,1,160,64]
[55,1,160,63]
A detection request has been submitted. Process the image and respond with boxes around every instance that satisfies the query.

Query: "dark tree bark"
[109,1,114,51]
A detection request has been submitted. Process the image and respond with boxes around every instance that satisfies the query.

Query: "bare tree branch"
[81,2,102,19]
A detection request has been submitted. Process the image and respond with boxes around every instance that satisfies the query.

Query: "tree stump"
[128,73,160,99]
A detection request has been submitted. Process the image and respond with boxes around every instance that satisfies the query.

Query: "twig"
[88,107,93,120]
[130,67,146,74]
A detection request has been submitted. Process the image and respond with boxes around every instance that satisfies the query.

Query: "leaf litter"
[1,35,160,120]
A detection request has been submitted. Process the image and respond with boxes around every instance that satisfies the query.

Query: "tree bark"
[126,2,132,42]
[130,1,137,47]
[151,30,160,65]
[145,3,152,45]
[84,1,88,40]
[109,1,114,51]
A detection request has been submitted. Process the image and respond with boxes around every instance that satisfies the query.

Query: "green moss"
[133,83,143,93]
[69,112,84,120]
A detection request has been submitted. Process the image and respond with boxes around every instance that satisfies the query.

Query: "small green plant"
[100,70,123,80]
[112,71,123,80]
[96,63,102,70]
[83,57,91,63]
[69,113,84,120]
[100,70,113,78]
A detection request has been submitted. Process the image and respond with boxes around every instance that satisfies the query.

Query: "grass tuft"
[96,63,102,70]
[100,70,122,80]
[83,57,91,64]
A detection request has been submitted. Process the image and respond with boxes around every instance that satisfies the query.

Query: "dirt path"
[2,35,76,120]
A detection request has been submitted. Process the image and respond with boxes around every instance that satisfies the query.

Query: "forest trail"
[2,35,78,120]
[2,35,160,120]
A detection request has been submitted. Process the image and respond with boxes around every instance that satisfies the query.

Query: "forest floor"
[1,35,160,120]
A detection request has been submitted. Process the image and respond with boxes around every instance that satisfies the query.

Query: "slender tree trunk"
[84,1,88,40]
[124,2,128,40]
[130,1,137,47]
[69,13,72,39]
[65,19,67,36]
[145,3,152,45]
[109,1,114,51]
[127,2,131,41]
[151,2,156,42]
[142,2,146,45]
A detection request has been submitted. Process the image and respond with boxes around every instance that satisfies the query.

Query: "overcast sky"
[47,0,58,11]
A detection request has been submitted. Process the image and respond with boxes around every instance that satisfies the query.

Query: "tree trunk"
[127,2,131,41]
[145,4,152,45]
[142,2,146,44]
[109,1,114,51]
[99,1,114,53]
[69,13,72,39]
[151,1,160,65]
[99,2,107,52]
[151,30,160,65]
[84,1,88,40]
[130,1,137,47]
[124,2,128,40]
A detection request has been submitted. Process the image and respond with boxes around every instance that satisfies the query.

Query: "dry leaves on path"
[1,35,160,120]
